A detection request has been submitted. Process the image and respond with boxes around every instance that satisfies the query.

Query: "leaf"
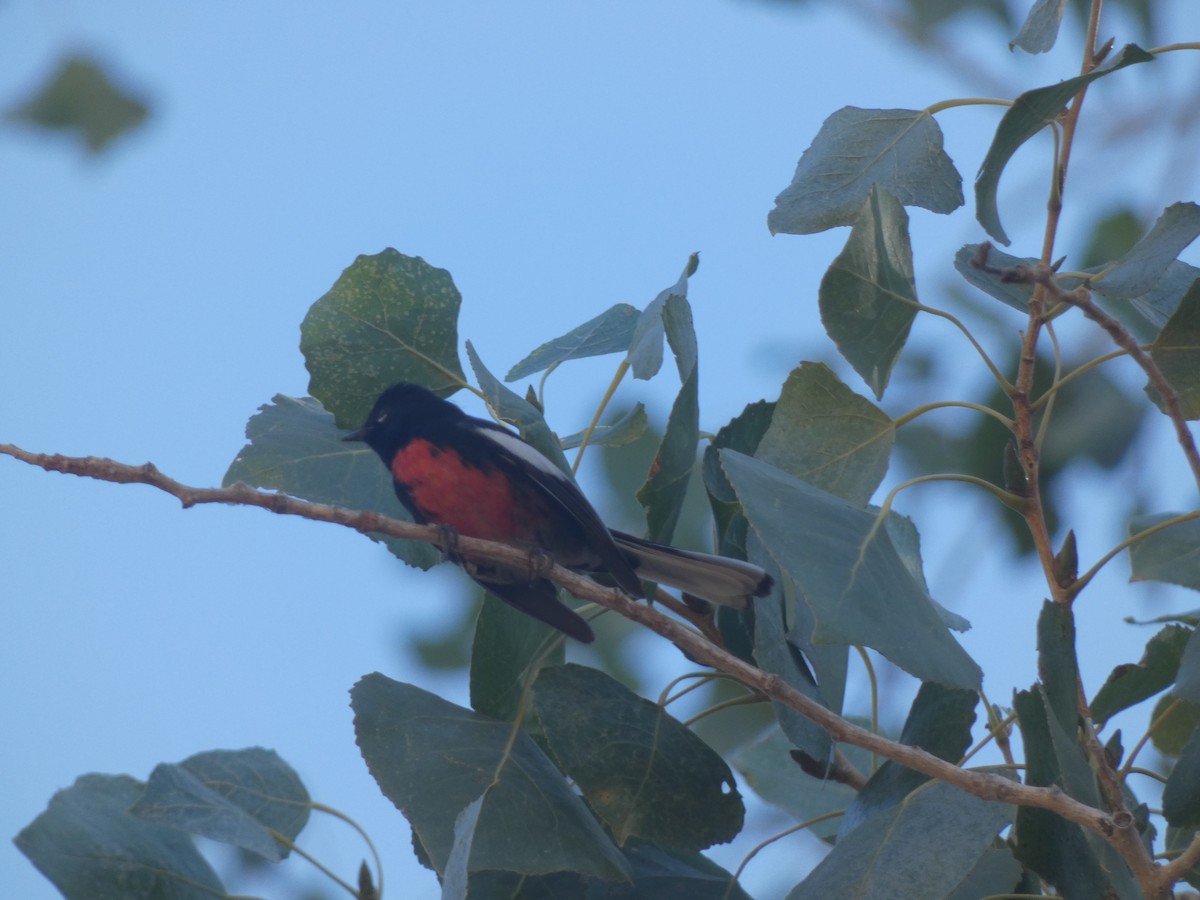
[628,257,695,380]
[1151,694,1200,757]
[470,593,565,721]
[761,533,850,715]
[351,673,630,880]
[6,54,149,153]
[756,363,893,503]
[840,683,978,836]
[636,295,700,544]
[1177,628,1200,704]
[1093,204,1200,300]
[768,107,963,235]
[128,748,310,863]
[1148,278,1200,419]
[467,342,572,472]
[506,304,641,380]
[15,774,225,900]
[1013,687,1140,898]
[1036,599,1079,733]
[300,249,466,428]
[732,725,869,839]
[1091,625,1192,727]
[590,839,752,900]
[224,394,439,568]
[1128,513,1200,590]
[1164,723,1200,828]
[531,664,744,853]
[702,399,776,557]
[752,553,835,761]
[953,244,1042,312]
[559,403,649,450]
[784,780,1012,900]
[975,44,1154,245]
[1130,261,1200,331]
[1010,0,1067,53]
[943,846,1024,900]
[467,839,753,900]
[818,187,919,398]
[721,450,981,689]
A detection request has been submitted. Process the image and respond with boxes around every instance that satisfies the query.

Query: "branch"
[0,442,1157,877]
[972,248,1200,492]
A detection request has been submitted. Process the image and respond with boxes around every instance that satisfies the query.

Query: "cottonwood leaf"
[301,249,465,428]
[351,673,629,880]
[531,664,743,853]
[721,450,980,689]
[224,394,438,568]
[769,107,962,235]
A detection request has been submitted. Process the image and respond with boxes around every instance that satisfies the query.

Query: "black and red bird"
[343,382,773,642]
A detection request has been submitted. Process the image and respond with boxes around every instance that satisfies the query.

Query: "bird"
[343,382,773,642]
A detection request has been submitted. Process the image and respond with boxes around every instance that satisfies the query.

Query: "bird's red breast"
[389,438,525,542]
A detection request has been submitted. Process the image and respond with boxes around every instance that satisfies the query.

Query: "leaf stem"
[892,400,1013,431]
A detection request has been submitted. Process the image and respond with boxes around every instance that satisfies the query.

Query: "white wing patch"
[478,427,575,486]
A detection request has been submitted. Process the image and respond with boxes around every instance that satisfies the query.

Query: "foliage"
[10,2,1200,899]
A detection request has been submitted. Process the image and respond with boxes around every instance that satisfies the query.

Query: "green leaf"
[224,394,439,568]
[975,44,1154,245]
[636,296,700,544]
[1148,278,1200,419]
[128,748,309,863]
[1151,694,1200,756]
[702,399,776,556]
[1128,513,1200,590]
[1130,261,1200,331]
[506,304,641,380]
[784,780,1012,900]
[721,450,981,689]
[1176,628,1200,704]
[531,664,744,853]
[1010,0,1066,53]
[559,403,649,450]
[1094,203,1200,300]
[1014,687,1140,898]
[755,362,894,503]
[840,683,978,835]
[943,846,1024,900]
[15,774,225,900]
[819,187,919,398]
[954,244,1041,312]
[351,673,630,880]
[6,54,149,153]
[1164,723,1200,828]
[465,839,753,900]
[768,107,963,235]
[470,593,565,721]
[886,513,969,632]
[1036,599,1079,733]
[467,342,572,473]
[732,725,869,839]
[759,532,849,715]
[1091,625,1192,727]
[300,249,466,428]
[628,258,696,380]
[752,554,834,761]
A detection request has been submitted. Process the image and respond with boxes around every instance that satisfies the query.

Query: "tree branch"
[3,441,1144,854]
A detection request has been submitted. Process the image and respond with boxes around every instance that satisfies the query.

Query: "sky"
[2,2,1197,898]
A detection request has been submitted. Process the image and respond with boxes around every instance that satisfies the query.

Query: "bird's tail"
[610,530,773,609]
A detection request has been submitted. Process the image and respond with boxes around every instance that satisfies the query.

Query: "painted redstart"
[343,382,773,642]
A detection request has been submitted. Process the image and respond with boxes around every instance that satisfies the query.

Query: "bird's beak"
[342,428,367,443]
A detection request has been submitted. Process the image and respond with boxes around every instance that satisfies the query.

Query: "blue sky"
[3,2,1197,898]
